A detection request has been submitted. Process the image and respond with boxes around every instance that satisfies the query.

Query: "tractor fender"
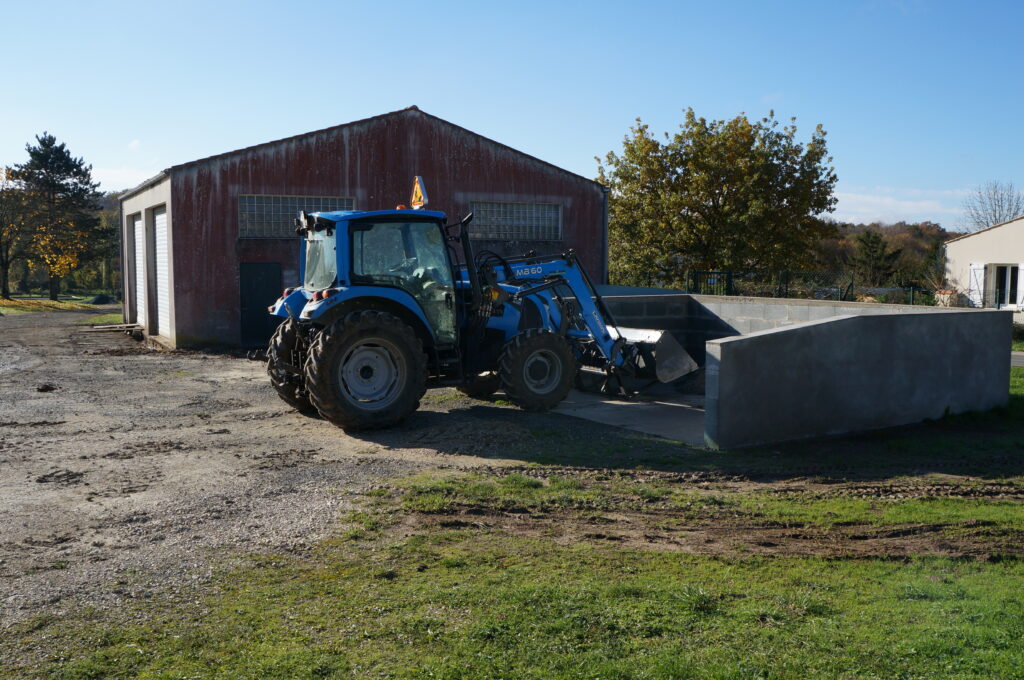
[269,288,312,319]
[304,287,437,347]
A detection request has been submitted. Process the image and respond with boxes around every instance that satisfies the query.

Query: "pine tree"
[11,133,102,300]
[847,230,901,287]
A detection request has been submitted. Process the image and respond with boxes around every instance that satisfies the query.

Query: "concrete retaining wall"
[598,286,1013,448]
[704,310,1012,449]
[692,295,960,333]
[601,289,972,366]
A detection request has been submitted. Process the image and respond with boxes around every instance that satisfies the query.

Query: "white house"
[945,215,1024,321]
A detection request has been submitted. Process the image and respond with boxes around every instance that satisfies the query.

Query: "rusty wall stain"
[168,108,605,345]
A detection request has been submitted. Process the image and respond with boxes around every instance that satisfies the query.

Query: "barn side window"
[238,195,355,238]
[468,201,562,241]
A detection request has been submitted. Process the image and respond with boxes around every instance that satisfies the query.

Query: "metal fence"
[682,270,934,305]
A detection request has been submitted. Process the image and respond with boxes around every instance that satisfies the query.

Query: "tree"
[11,133,102,300]
[961,181,1024,232]
[597,109,838,286]
[68,193,121,293]
[817,219,950,288]
[847,229,901,287]
[0,169,33,299]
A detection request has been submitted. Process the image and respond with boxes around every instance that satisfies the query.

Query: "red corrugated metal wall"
[170,108,606,346]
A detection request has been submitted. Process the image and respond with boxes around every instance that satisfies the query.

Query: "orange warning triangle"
[410,176,428,209]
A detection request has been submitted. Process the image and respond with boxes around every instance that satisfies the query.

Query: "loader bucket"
[617,327,699,383]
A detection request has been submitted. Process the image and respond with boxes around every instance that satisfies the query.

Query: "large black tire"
[304,311,427,431]
[267,319,313,412]
[498,330,576,411]
[457,372,501,400]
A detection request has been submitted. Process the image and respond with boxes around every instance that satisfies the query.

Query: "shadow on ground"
[336,388,1024,483]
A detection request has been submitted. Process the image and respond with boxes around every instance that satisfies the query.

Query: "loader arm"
[479,251,696,384]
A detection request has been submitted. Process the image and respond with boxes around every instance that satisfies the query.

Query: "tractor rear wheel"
[498,330,576,411]
[304,311,427,431]
[457,372,501,399]
[267,318,313,412]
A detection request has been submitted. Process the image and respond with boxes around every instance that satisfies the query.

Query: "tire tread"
[498,329,576,411]
[304,310,427,431]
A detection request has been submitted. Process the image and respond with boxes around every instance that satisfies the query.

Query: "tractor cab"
[283,208,459,351]
[347,216,456,346]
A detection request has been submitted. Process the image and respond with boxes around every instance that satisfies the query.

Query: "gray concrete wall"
[600,290,964,367]
[691,294,961,333]
[704,310,1012,449]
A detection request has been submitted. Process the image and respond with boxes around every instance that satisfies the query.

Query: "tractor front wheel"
[304,311,427,431]
[498,330,576,411]
[267,318,313,412]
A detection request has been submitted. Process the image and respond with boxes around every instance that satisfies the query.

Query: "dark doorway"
[996,266,1008,307]
[240,262,283,347]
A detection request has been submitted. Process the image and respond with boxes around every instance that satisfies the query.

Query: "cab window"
[351,221,456,345]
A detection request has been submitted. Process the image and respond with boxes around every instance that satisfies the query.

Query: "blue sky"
[1,0,1020,228]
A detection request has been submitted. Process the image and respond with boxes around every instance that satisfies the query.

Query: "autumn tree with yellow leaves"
[11,133,102,300]
[0,168,34,299]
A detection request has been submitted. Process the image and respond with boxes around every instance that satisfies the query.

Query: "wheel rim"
[338,338,405,410]
[523,349,562,394]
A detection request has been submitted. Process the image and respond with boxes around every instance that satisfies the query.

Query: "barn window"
[468,201,562,240]
[238,195,355,238]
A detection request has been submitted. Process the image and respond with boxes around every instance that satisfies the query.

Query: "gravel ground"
[0,310,551,627]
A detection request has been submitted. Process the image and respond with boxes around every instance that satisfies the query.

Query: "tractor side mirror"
[295,210,309,235]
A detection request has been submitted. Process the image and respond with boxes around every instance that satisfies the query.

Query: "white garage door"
[153,207,171,337]
[133,214,145,325]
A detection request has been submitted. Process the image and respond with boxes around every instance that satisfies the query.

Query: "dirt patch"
[404,509,1024,560]
[815,482,1024,500]
[405,421,537,456]
[0,313,447,625]
[34,469,86,486]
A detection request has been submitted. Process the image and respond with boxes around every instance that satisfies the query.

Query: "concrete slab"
[553,389,705,447]
[1013,351,1024,368]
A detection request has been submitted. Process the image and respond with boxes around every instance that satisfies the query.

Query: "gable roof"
[121,106,602,202]
[946,213,1024,244]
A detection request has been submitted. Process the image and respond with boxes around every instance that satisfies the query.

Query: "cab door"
[351,220,457,346]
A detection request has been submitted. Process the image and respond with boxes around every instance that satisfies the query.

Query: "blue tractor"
[267,197,695,431]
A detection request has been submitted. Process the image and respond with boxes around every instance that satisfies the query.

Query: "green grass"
[736,494,1024,531]
[9,533,1024,680]
[73,312,124,325]
[396,470,1024,537]
[0,297,96,314]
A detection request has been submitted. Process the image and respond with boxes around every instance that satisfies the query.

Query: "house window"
[239,195,355,238]
[468,201,562,240]
[992,265,1019,308]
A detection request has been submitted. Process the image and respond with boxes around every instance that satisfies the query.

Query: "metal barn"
[119,106,609,348]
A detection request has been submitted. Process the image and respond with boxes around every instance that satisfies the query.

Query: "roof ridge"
[409,108,602,188]
[166,106,422,172]
[151,106,601,189]
[945,213,1024,243]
